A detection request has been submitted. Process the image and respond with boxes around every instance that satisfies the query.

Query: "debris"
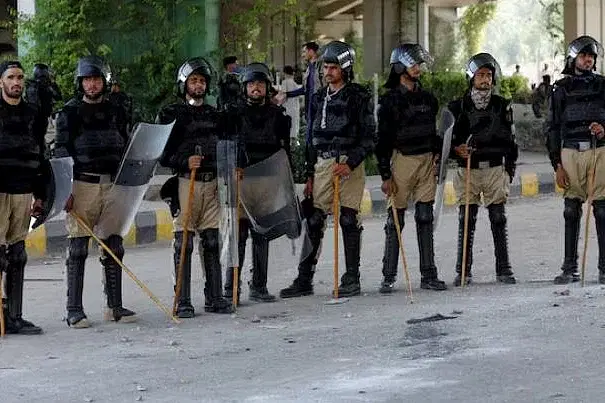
[168,340,179,347]
[553,303,560,307]
[344,313,353,318]
[135,396,143,401]
[120,336,132,343]
[251,315,261,323]
[452,310,463,315]
[136,385,147,392]
[84,397,94,402]
[553,289,570,296]
[406,314,458,324]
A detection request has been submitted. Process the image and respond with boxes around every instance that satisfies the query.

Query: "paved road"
[2,195,604,402]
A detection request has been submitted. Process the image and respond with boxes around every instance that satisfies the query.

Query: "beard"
[84,89,103,100]
[3,84,22,99]
[187,88,205,99]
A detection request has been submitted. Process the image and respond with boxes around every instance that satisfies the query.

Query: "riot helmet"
[33,63,51,82]
[176,57,215,97]
[385,43,433,88]
[562,35,604,74]
[320,41,355,82]
[465,52,501,86]
[241,62,272,102]
[75,56,111,93]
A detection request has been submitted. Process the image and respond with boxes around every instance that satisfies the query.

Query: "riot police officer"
[448,53,518,286]
[223,62,291,303]
[280,41,375,298]
[217,56,243,112]
[55,56,135,328]
[0,60,46,334]
[546,35,605,284]
[157,57,232,317]
[376,43,447,293]
[25,63,62,136]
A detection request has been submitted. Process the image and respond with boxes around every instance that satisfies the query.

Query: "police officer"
[0,61,46,334]
[217,56,243,112]
[546,35,605,284]
[448,53,518,286]
[223,62,291,303]
[280,41,375,298]
[376,44,447,293]
[25,63,62,136]
[55,56,135,328]
[107,75,133,130]
[157,57,232,317]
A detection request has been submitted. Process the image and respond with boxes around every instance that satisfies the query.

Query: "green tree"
[460,2,498,57]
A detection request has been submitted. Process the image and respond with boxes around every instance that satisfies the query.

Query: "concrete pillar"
[564,0,605,72]
[363,0,401,76]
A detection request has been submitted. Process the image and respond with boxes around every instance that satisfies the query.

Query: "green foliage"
[18,0,202,122]
[460,2,498,56]
[500,75,532,103]
[420,71,468,107]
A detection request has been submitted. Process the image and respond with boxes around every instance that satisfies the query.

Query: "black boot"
[488,203,516,284]
[416,202,447,291]
[202,229,233,314]
[337,207,362,297]
[249,231,276,302]
[555,198,582,284]
[593,200,605,284]
[66,237,90,328]
[224,220,249,302]
[280,208,325,298]
[100,236,137,323]
[6,242,42,335]
[454,204,478,286]
[380,207,404,293]
[173,231,194,318]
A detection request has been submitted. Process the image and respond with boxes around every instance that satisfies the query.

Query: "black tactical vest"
[390,88,437,154]
[0,100,41,171]
[462,96,512,153]
[70,100,127,175]
[560,76,605,142]
[311,85,359,151]
[239,104,282,165]
[174,104,220,172]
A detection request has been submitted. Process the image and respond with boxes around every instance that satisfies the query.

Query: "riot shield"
[95,121,175,239]
[433,108,455,231]
[30,157,74,231]
[217,140,239,268]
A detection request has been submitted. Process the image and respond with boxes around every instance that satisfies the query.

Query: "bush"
[500,75,532,104]
[420,71,468,107]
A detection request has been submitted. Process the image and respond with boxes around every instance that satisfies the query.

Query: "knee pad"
[339,207,360,233]
[414,202,433,225]
[385,207,405,231]
[102,235,124,261]
[593,200,605,221]
[174,231,194,254]
[307,208,326,233]
[487,203,507,226]
[458,204,479,225]
[7,241,27,267]
[201,229,219,250]
[563,198,582,221]
[68,237,90,262]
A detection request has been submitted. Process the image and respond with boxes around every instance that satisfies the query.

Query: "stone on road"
[1,196,602,402]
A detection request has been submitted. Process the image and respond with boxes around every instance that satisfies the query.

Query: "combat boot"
[488,204,516,284]
[454,204,478,286]
[201,230,233,314]
[337,208,362,297]
[224,221,249,303]
[416,202,447,291]
[379,207,403,294]
[173,232,194,318]
[101,236,137,323]
[66,238,90,328]
[594,200,605,285]
[555,199,582,284]
[6,242,42,334]
[249,232,276,302]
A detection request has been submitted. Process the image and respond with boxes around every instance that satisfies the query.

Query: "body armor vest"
[560,76,605,143]
[391,89,437,154]
[173,105,220,173]
[462,97,512,159]
[312,86,358,151]
[0,102,41,171]
[240,105,282,166]
[70,101,126,175]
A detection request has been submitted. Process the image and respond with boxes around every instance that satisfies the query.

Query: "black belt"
[179,171,216,182]
[458,160,502,169]
[74,172,115,184]
[563,141,604,151]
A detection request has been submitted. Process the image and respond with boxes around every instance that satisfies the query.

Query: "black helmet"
[33,63,51,81]
[75,56,111,92]
[241,62,272,85]
[562,35,604,74]
[465,53,501,85]
[176,57,215,97]
[320,41,355,80]
[390,43,433,70]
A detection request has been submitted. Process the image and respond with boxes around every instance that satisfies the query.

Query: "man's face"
[82,76,104,99]
[473,67,493,90]
[575,52,595,72]
[186,73,207,99]
[406,64,422,80]
[226,63,237,73]
[246,80,267,100]
[1,67,24,99]
[301,47,314,62]
[323,63,343,84]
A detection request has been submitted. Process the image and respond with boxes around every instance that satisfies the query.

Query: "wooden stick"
[71,212,179,324]
[0,272,5,337]
[173,168,196,315]
[333,174,340,300]
[461,153,472,289]
[232,170,241,308]
[581,142,598,287]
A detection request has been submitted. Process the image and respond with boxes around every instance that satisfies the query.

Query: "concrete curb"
[26,171,558,258]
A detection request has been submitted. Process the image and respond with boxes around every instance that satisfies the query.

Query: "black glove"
[505,161,516,183]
